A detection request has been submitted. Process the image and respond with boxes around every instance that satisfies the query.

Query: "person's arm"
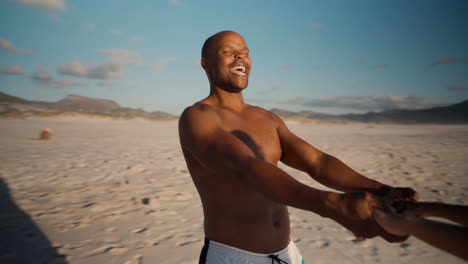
[274,113,418,200]
[373,209,468,261]
[396,201,468,226]
[178,105,404,242]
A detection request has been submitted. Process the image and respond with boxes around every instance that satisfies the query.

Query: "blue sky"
[0,0,467,115]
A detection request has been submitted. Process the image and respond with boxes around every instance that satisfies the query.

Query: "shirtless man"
[178,31,418,264]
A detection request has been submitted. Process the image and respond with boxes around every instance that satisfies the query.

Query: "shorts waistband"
[205,238,293,262]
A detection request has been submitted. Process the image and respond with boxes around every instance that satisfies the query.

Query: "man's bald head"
[200,30,251,92]
[201,30,242,59]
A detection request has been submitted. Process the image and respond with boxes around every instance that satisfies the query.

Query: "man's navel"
[272,212,281,230]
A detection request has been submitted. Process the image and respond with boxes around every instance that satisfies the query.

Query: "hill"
[271,100,468,124]
[0,92,177,120]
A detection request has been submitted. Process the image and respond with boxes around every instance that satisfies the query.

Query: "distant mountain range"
[0,92,177,120]
[271,99,468,124]
[1,91,467,123]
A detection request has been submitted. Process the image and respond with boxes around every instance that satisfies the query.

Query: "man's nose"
[235,53,246,59]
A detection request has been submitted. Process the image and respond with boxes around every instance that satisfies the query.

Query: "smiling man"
[178,31,418,264]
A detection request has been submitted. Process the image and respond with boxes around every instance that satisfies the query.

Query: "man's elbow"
[307,152,332,180]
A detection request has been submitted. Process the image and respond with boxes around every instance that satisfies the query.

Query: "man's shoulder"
[246,104,283,125]
[179,102,221,132]
[181,102,218,119]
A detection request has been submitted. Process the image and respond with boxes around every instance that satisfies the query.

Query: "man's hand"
[372,208,419,237]
[332,192,409,243]
[385,187,419,203]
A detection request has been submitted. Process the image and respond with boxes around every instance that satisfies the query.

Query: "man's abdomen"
[203,198,291,254]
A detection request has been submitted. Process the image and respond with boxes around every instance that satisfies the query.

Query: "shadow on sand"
[0,178,68,264]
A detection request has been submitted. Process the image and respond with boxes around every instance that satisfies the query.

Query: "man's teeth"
[230,66,246,73]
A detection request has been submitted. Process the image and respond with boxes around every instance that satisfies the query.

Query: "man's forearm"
[243,157,342,218]
[313,153,391,195]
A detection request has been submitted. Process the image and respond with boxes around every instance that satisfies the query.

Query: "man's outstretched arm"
[179,104,405,241]
[274,113,418,200]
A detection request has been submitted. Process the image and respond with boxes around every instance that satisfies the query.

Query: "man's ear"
[201,57,208,70]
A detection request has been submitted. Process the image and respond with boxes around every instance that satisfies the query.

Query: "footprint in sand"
[81,245,129,258]
[87,203,114,213]
[132,227,149,234]
[123,255,144,264]
[176,238,201,247]
[152,234,174,246]
[105,227,118,233]
[307,239,330,248]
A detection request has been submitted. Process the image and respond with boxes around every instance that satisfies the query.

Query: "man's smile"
[229,61,248,76]
[230,65,246,76]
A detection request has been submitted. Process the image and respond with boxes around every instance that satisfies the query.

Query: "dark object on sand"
[39,128,52,140]
[142,198,150,205]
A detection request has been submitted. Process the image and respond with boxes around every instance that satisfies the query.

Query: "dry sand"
[0,117,467,264]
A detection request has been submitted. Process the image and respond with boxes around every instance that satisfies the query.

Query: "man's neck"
[208,87,246,112]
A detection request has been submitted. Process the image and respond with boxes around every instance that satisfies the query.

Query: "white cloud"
[246,98,274,104]
[96,49,142,64]
[0,38,34,55]
[58,49,142,79]
[58,60,88,77]
[374,64,390,69]
[154,55,177,70]
[53,79,88,88]
[31,66,87,88]
[110,29,124,36]
[9,0,66,18]
[97,81,116,87]
[87,63,124,79]
[256,86,280,96]
[82,23,96,32]
[169,0,181,6]
[12,0,65,11]
[0,65,25,75]
[59,60,123,79]
[32,67,52,81]
[448,84,467,91]
[309,22,323,28]
[110,30,145,43]
[281,95,447,111]
[432,57,468,66]
[129,36,144,42]
[355,59,366,65]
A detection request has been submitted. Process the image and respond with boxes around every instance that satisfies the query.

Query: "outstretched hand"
[334,192,409,243]
[372,208,417,236]
[385,187,419,203]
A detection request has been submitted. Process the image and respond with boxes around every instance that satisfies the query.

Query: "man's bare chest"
[219,111,282,163]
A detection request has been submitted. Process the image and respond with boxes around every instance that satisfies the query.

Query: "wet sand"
[0,117,466,264]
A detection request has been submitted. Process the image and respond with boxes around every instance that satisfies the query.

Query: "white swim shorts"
[199,238,305,264]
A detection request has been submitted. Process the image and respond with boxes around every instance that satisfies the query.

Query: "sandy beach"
[0,117,467,264]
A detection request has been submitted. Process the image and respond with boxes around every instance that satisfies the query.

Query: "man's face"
[203,32,251,92]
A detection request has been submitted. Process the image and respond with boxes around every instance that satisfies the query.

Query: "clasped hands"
[337,187,419,242]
